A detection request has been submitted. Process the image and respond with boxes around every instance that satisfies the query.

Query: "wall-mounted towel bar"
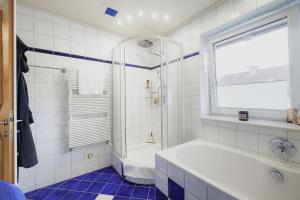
[29,64,66,73]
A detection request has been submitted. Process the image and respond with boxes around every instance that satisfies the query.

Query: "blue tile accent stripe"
[28,47,200,71]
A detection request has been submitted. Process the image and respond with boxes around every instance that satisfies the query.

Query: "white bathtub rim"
[156,139,300,200]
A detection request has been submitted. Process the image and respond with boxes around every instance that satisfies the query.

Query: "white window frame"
[204,7,300,121]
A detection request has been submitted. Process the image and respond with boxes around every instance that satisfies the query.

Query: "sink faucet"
[269,138,297,163]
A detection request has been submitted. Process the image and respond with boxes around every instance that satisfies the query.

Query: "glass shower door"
[161,40,183,148]
[112,44,126,158]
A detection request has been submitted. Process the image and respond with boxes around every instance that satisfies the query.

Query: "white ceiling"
[17,0,220,36]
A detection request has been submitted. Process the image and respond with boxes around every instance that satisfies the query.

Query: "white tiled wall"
[125,67,153,147]
[125,68,162,147]
[169,0,300,164]
[16,3,124,192]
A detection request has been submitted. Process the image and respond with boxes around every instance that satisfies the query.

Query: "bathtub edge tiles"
[167,161,185,187]
[155,152,237,200]
[155,154,168,175]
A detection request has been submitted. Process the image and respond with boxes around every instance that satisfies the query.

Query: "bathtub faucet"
[269,138,297,163]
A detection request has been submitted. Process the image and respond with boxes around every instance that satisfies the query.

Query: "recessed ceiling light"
[138,10,144,17]
[117,19,122,25]
[126,15,132,21]
[152,12,157,19]
[163,15,169,21]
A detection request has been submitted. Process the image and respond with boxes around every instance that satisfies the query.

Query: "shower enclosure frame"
[112,35,184,159]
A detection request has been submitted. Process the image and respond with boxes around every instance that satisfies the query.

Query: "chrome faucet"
[269,138,297,163]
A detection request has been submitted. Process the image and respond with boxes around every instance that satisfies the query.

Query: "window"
[212,18,289,112]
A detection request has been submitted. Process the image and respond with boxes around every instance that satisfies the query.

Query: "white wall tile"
[54,23,69,40]
[19,175,36,193]
[34,33,53,50]
[54,38,70,53]
[17,4,34,16]
[34,18,53,36]
[35,83,54,98]
[259,134,274,157]
[36,127,55,143]
[218,127,236,146]
[34,10,53,21]
[70,28,84,43]
[217,0,235,26]
[36,171,54,188]
[36,155,54,173]
[36,141,54,157]
[204,125,218,142]
[17,14,33,32]
[235,0,257,17]
[236,130,258,152]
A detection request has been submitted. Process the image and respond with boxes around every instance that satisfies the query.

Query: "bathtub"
[155,140,300,200]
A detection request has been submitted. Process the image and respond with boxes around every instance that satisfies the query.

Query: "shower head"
[137,39,153,48]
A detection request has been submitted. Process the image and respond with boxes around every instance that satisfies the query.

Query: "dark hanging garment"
[16,36,38,168]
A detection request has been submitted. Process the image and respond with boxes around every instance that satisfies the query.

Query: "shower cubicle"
[112,36,183,184]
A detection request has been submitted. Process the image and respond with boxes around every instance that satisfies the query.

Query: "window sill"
[201,115,300,131]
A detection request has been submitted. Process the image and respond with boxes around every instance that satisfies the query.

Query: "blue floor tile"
[72,174,88,180]
[72,181,93,192]
[78,193,98,200]
[86,182,106,193]
[59,180,80,190]
[25,189,40,199]
[25,166,155,200]
[101,183,120,195]
[44,189,68,200]
[95,174,112,182]
[121,179,135,186]
[113,196,130,200]
[61,191,83,200]
[103,167,117,174]
[131,186,149,199]
[109,174,124,184]
[94,168,106,174]
[47,181,66,189]
[84,172,99,182]
[32,188,55,199]
[116,185,134,197]
[148,187,155,200]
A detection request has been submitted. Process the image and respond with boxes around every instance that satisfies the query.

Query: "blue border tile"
[155,187,168,200]
[27,47,199,71]
[168,178,184,200]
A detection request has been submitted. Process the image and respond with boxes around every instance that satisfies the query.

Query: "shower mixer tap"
[270,138,297,163]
